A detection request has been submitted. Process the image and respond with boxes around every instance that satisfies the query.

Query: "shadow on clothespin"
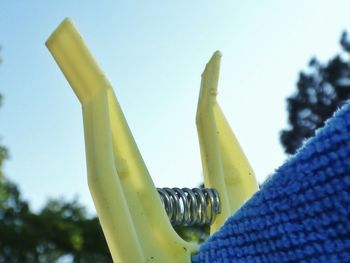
[46,18,259,263]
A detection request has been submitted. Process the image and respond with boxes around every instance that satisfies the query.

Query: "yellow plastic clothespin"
[46,18,258,263]
[196,51,258,232]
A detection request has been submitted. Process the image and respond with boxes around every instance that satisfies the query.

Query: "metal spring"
[157,187,221,226]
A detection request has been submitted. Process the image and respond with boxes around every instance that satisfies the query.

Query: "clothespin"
[196,51,259,232]
[46,18,258,263]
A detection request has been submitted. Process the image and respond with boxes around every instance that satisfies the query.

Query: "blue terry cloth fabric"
[192,102,350,263]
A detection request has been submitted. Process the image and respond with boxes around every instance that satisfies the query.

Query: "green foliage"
[0,50,111,262]
[281,31,350,154]
[0,137,111,262]
[0,95,7,174]
[174,225,210,244]
[0,177,112,263]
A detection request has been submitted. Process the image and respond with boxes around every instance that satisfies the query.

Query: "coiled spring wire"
[157,187,221,226]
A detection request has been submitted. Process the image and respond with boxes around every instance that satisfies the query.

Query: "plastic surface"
[196,51,259,232]
[46,18,196,263]
[46,18,259,262]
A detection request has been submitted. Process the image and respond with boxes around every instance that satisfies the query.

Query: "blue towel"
[192,102,350,262]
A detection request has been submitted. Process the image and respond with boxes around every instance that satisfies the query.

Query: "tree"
[0,125,112,262]
[281,31,350,154]
[0,126,112,262]
[0,179,113,262]
[0,48,112,262]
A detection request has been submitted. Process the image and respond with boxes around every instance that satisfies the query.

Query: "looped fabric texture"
[192,102,350,262]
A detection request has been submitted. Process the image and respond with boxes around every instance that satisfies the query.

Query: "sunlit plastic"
[46,18,258,262]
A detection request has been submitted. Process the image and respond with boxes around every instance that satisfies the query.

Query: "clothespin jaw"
[196,51,259,232]
[46,18,197,263]
[46,18,259,263]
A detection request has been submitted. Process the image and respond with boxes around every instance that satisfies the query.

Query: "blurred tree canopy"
[0,130,112,263]
[0,180,112,262]
[0,51,112,262]
[281,31,350,154]
[0,149,112,262]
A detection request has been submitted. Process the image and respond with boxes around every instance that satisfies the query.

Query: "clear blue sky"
[1,1,349,213]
